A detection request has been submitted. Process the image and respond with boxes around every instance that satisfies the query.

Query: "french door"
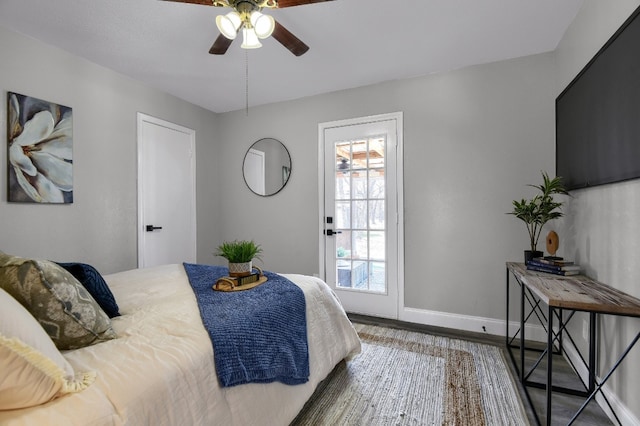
[319,113,403,319]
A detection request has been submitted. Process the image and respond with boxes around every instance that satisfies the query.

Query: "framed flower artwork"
[7,92,73,203]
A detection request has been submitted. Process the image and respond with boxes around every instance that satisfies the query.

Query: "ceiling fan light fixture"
[250,11,275,39]
[241,27,262,49]
[216,11,242,40]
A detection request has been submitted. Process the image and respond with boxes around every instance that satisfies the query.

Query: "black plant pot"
[524,250,543,264]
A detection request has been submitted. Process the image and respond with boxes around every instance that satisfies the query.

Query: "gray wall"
[0,26,222,274]
[213,51,557,321]
[555,0,640,421]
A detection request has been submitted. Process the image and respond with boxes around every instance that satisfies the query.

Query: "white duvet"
[0,264,361,426]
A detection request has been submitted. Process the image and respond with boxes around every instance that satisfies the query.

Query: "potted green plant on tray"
[214,240,263,277]
[508,171,568,263]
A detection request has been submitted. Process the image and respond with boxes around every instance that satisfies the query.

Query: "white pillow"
[0,288,95,410]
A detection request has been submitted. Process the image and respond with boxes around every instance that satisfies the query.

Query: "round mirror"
[243,138,292,196]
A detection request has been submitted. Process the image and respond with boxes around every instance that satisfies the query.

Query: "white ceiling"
[0,0,583,113]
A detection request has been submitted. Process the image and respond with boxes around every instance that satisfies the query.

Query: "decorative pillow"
[0,288,95,410]
[0,253,117,350]
[56,262,120,318]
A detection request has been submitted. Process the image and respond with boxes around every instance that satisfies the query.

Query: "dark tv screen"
[556,5,640,191]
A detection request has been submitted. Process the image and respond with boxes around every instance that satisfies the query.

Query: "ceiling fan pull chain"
[245,50,249,116]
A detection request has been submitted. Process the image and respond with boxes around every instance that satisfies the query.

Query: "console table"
[505,262,640,425]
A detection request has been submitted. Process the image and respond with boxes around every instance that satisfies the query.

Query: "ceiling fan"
[163,0,334,56]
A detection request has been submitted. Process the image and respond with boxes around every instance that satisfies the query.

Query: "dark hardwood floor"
[348,314,613,425]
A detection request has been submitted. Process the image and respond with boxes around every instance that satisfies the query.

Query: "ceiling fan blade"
[276,0,333,8]
[209,33,234,55]
[161,0,219,5]
[272,20,309,56]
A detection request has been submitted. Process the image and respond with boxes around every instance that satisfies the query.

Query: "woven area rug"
[291,324,529,425]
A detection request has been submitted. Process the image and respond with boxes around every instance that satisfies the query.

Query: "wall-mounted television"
[556,5,640,191]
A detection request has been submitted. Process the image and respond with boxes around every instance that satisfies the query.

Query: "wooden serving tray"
[213,275,267,292]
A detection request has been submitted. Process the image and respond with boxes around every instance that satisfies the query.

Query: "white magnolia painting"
[7,92,73,203]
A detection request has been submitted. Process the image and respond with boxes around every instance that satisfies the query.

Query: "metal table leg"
[546,305,553,426]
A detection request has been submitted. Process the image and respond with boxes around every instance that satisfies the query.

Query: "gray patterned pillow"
[0,253,116,350]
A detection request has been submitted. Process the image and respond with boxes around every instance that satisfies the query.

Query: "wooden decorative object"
[546,230,559,256]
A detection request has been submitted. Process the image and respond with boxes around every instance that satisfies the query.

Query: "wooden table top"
[507,262,640,317]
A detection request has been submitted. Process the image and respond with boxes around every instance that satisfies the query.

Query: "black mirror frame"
[242,138,292,197]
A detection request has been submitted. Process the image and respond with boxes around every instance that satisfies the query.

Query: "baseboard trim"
[399,306,547,343]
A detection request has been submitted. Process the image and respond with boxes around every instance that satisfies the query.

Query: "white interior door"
[243,148,266,195]
[319,113,403,319]
[137,113,196,268]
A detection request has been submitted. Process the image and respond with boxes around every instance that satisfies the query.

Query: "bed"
[0,262,361,425]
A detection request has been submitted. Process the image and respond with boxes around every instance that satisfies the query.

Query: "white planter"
[228,261,252,277]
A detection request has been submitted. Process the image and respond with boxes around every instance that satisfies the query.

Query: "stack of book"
[213,271,265,291]
[526,257,581,276]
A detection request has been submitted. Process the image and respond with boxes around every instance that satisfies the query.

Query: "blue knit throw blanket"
[182,263,309,387]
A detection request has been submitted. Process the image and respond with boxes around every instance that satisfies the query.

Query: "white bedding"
[0,264,361,425]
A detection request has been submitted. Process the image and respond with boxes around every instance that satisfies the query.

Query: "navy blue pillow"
[56,262,121,318]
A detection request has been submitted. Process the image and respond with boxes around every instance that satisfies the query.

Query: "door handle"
[146,225,163,232]
[325,229,342,236]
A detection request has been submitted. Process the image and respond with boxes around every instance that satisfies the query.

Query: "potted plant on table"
[508,171,568,263]
[214,240,263,277]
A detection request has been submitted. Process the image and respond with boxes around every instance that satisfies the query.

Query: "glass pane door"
[321,113,400,319]
[334,136,386,293]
